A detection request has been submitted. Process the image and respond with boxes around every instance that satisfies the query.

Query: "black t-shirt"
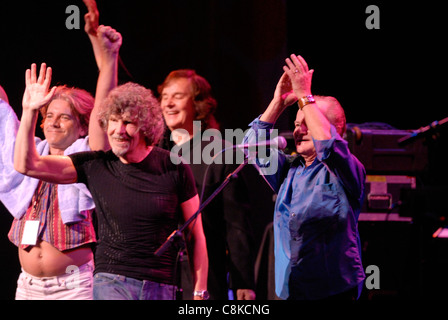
[69,147,197,284]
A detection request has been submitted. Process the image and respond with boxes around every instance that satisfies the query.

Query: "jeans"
[15,260,94,300]
[93,272,178,300]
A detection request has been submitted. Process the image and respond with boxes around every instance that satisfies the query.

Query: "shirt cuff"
[248,115,274,130]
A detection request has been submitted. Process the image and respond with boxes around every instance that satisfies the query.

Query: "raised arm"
[83,0,122,151]
[87,25,122,151]
[181,195,209,300]
[83,0,101,68]
[14,63,77,184]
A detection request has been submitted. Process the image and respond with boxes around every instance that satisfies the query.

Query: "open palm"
[22,63,56,112]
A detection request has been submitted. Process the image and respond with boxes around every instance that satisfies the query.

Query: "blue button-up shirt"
[246,117,366,299]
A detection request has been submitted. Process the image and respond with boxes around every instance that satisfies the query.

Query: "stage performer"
[245,54,366,300]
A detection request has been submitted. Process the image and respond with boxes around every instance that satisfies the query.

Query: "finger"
[280,71,289,81]
[284,58,297,74]
[97,25,110,36]
[115,32,123,46]
[83,0,99,15]
[104,27,117,36]
[84,12,92,24]
[31,87,56,111]
[25,69,31,87]
[30,63,37,84]
[278,71,288,83]
[37,63,47,84]
[290,54,306,74]
[283,64,293,76]
[45,86,57,102]
[103,26,114,37]
[282,71,294,89]
[109,30,122,43]
[43,67,53,90]
[38,86,57,109]
[296,55,309,73]
[102,26,122,43]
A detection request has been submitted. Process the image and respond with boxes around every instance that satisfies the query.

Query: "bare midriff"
[18,240,93,277]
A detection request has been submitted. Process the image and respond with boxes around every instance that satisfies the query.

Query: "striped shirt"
[8,181,96,251]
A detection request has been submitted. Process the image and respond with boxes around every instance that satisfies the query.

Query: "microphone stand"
[398,116,448,146]
[154,156,249,257]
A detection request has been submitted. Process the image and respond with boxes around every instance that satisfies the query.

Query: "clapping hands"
[274,54,314,108]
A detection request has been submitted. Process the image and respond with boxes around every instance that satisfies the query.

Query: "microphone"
[235,136,287,150]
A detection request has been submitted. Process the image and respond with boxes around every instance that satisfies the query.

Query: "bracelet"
[193,290,210,300]
[298,95,315,109]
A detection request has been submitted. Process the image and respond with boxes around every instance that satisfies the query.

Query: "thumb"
[43,87,57,105]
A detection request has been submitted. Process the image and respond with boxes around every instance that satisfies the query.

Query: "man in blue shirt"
[245,54,366,300]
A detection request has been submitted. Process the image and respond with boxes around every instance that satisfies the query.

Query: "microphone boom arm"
[154,156,249,257]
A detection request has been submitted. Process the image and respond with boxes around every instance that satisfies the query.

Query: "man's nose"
[164,97,175,107]
[118,121,127,134]
[49,117,61,127]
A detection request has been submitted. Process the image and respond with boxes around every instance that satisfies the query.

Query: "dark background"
[1,1,446,132]
[1,1,447,300]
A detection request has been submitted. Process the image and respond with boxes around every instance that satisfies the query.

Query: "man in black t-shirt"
[14,81,209,300]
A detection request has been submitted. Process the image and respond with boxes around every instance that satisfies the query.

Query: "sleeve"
[244,116,289,193]
[68,151,98,186]
[0,100,21,190]
[177,160,198,203]
[314,125,366,202]
[0,100,40,218]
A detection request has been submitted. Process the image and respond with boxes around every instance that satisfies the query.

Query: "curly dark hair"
[99,82,164,147]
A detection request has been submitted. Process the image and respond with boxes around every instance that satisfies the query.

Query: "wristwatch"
[193,290,210,300]
[298,95,315,109]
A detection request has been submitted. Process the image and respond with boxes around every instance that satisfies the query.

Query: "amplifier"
[359,175,415,222]
[345,123,428,175]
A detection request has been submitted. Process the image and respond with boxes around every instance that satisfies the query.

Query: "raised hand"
[97,25,122,60]
[273,72,298,108]
[283,54,314,99]
[23,63,56,112]
[83,0,99,36]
